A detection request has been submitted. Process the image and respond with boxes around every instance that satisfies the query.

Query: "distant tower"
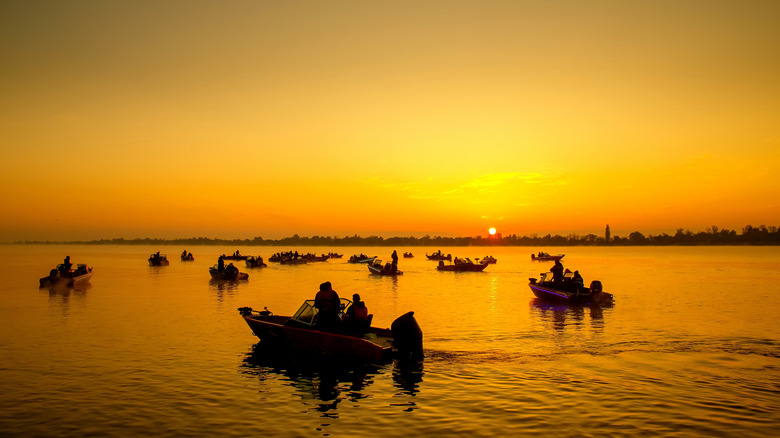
[605,224,611,243]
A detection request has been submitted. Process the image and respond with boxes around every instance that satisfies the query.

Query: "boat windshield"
[290,298,353,327]
[291,300,317,325]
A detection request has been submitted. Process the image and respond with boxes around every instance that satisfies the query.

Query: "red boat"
[528,272,614,306]
[531,252,565,261]
[237,300,423,363]
[436,258,489,272]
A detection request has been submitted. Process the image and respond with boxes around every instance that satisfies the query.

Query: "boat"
[436,258,489,272]
[180,251,194,261]
[531,252,565,261]
[245,256,267,268]
[426,252,452,261]
[302,253,330,262]
[528,271,614,306]
[209,263,249,280]
[368,259,403,276]
[39,263,93,288]
[477,256,497,264]
[348,254,377,264]
[221,253,248,261]
[403,252,414,258]
[328,252,344,259]
[280,257,308,265]
[237,299,423,363]
[148,253,169,266]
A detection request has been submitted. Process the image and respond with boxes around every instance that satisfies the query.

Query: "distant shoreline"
[6,225,779,246]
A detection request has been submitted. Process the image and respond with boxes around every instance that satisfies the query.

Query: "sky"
[1,0,779,241]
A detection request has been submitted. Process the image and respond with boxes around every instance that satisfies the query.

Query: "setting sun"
[489,228,497,235]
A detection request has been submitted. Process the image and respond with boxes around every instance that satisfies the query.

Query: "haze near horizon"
[1,1,778,242]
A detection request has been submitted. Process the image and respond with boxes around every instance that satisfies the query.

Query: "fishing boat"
[39,263,93,288]
[478,256,497,264]
[302,253,330,262]
[403,252,414,258]
[245,256,267,268]
[528,272,614,306]
[280,257,308,265]
[221,253,248,261]
[209,263,249,280]
[180,251,194,261]
[426,252,452,261]
[348,255,377,264]
[237,300,423,363]
[148,253,169,266]
[367,259,403,276]
[328,252,344,259]
[531,252,565,261]
[436,258,489,272]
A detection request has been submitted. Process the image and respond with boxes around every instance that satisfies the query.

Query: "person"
[551,260,564,284]
[344,293,370,336]
[60,256,72,274]
[314,281,341,332]
[217,256,225,271]
[572,270,584,285]
[391,250,398,267]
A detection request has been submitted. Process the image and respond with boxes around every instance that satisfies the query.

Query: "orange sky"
[1,1,779,241]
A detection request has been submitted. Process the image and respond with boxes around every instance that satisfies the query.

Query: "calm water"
[1,245,778,437]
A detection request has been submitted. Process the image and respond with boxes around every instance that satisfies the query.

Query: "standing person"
[551,260,564,284]
[314,281,341,332]
[391,250,399,273]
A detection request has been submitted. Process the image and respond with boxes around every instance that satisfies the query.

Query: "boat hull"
[348,257,377,264]
[368,264,403,276]
[529,282,613,306]
[531,254,565,261]
[209,268,249,280]
[39,271,93,288]
[241,315,392,363]
[436,263,488,272]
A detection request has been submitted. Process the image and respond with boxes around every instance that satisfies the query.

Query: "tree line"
[12,225,780,246]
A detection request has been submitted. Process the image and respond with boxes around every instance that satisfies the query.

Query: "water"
[1,245,778,437]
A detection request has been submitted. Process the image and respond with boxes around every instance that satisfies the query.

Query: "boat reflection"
[208,278,242,301]
[43,282,91,319]
[240,341,424,411]
[529,298,605,331]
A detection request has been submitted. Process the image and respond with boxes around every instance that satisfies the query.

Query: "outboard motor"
[590,280,603,293]
[391,311,423,360]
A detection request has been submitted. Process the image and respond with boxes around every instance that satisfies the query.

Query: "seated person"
[343,293,370,336]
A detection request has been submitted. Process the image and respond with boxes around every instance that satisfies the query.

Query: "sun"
[488,227,497,235]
